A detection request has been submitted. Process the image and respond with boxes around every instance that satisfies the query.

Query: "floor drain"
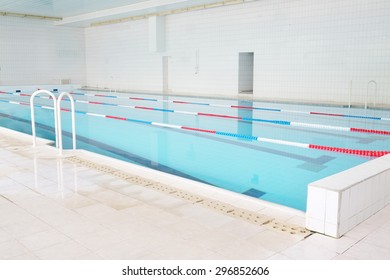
[147,183,178,194]
[95,166,116,173]
[198,200,235,213]
[66,156,81,162]
[265,220,311,238]
[171,191,205,204]
[125,176,154,186]
[112,171,133,179]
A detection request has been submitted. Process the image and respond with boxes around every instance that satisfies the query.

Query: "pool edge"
[0,126,307,231]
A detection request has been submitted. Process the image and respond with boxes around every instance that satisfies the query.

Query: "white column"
[149,16,165,52]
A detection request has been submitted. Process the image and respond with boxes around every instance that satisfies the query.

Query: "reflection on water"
[237,100,253,137]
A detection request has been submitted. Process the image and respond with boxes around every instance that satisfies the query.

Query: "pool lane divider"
[3,93,390,136]
[1,98,389,158]
[1,90,389,122]
[68,91,388,122]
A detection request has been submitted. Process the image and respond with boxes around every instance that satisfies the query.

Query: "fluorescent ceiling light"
[0,11,61,21]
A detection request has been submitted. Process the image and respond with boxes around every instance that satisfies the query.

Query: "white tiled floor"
[1,129,390,260]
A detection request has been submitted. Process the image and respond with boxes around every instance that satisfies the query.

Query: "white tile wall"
[306,217,325,234]
[1,0,390,105]
[339,189,350,223]
[306,187,326,221]
[83,0,390,104]
[305,187,326,233]
[324,222,338,237]
[85,20,162,91]
[306,155,390,238]
[0,17,86,86]
[325,191,339,225]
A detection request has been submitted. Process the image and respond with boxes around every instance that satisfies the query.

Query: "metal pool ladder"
[30,90,76,155]
[57,92,76,155]
[30,89,59,148]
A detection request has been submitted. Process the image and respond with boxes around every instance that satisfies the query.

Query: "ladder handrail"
[30,90,58,148]
[57,92,76,155]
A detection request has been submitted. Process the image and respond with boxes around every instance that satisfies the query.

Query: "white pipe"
[56,92,76,156]
[348,80,352,116]
[195,48,199,74]
[348,80,352,109]
[30,90,58,148]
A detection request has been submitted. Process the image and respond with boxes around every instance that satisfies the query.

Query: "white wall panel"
[85,20,162,91]
[0,17,85,86]
[86,0,390,104]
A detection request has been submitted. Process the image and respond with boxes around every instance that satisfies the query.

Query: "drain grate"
[94,165,116,174]
[198,199,235,213]
[112,170,134,179]
[125,176,154,186]
[147,183,178,194]
[65,156,312,238]
[227,209,271,226]
[67,157,116,174]
[264,220,311,237]
[171,190,205,203]
[66,156,82,163]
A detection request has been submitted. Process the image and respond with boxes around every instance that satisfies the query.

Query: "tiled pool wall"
[306,154,390,238]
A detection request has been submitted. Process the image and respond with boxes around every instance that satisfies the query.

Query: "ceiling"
[0,0,231,27]
[0,0,147,17]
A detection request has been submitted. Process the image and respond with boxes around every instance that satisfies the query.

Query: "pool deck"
[1,127,390,260]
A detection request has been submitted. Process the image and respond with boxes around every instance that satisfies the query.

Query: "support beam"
[55,0,185,26]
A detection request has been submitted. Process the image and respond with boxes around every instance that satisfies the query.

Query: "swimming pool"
[1,88,390,211]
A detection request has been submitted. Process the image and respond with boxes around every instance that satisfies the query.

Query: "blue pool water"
[1,89,390,211]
